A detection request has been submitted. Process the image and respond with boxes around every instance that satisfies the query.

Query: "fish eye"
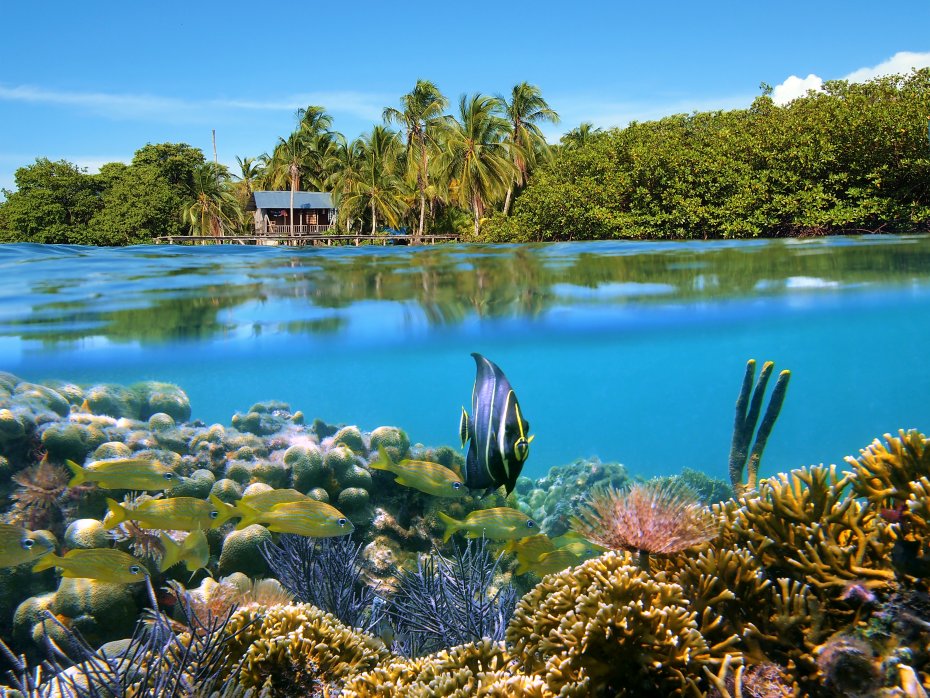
[21,538,34,550]
[337,518,347,527]
[209,510,219,519]
[526,520,536,528]
[163,472,174,481]
[452,482,462,490]
[129,565,141,575]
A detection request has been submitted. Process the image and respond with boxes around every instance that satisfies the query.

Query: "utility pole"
[212,129,218,166]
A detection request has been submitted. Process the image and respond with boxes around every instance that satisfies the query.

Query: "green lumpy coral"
[219,524,272,577]
[368,426,410,462]
[333,426,367,455]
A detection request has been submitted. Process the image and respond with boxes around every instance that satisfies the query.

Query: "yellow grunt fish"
[519,548,581,576]
[370,446,467,498]
[105,496,236,532]
[32,548,149,584]
[159,530,210,573]
[67,457,177,491]
[235,488,309,513]
[0,523,54,569]
[236,499,354,538]
[504,533,556,565]
[551,532,607,553]
[438,507,538,543]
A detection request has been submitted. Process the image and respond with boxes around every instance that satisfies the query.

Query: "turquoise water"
[2,236,929,483]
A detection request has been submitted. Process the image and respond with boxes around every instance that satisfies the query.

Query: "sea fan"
[572,481,717,563]
[387,537,518,657]
[261,534,383,633]
[0,578,248,698]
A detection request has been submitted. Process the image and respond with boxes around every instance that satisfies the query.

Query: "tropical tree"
[338,126,408,234]
[499,82,559,214]
[264,107,335,231]
[437,94,515,236]
[560,122,603,150]
[234,156,262,195]
[384,80,450,241]
[324,135,366,231]
[181,162,242,237]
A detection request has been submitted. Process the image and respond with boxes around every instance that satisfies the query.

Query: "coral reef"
[225,603,389,695]
[388,537,517,657]
[514,456,629,537]
[261,534,383,632]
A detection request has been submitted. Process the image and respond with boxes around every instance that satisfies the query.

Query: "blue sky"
[1,0,929,194]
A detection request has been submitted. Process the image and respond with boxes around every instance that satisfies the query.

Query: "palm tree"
[500,82,560,215]
[384,80,450,242]
[295,106,336,190]
[561,122,603,150]
[182,162,243,237]
[324,134,366,232]
[340,126,408,235]
[234,156,262,195]
[437,94,515,237]
[265,132,308,232]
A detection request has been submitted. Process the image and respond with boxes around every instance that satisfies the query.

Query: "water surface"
[2,236,929,482]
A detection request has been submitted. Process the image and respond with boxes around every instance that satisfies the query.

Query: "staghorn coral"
[572,480,717,570]
[224,602,389,696]
[341,639,550,698]
[726,465,896,595]
[506,551,724,696]
[846,429,930,510]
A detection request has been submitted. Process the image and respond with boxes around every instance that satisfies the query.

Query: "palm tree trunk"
[503,181,514,216]
[418,193,426,243]
[371,201,377,235]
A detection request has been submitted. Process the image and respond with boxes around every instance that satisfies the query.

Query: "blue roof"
[253,191,334,210]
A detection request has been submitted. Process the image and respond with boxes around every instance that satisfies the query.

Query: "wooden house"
[248,191,336,236]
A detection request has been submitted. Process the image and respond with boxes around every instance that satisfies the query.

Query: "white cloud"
[0,84,390,123]
[844,50,930,83]
[772,50,930,106]
[771,74,824,106]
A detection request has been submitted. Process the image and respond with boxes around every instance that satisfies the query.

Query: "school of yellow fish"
[1,440,598,584]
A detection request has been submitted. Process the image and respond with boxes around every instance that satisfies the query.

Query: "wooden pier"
[153,233,460,247]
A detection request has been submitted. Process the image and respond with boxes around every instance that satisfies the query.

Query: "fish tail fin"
[438,512,462,543]
[105,498,127,529]
[65,459,86,488]
[209,495,235,528]
[32,552,60,573]
[369,446,393,472]
[235,501,260,530]
[159,533,181,572]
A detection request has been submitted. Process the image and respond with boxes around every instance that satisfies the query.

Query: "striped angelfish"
[459,353,534,494]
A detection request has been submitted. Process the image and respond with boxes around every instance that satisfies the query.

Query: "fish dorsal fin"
[459,407,470,448]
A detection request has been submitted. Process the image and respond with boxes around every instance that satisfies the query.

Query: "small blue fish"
[459,353,533,494]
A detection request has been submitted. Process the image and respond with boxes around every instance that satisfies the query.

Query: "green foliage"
[85,164,184,244]
[0,159,102,243]
[490,69,930,241]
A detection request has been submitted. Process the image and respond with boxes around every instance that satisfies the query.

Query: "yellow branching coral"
[728,465,895,593]
[505,551,724,696]
[846,429,930,509]
[572,481,717,569]
[224,603,389,695]
[342,639,552,698]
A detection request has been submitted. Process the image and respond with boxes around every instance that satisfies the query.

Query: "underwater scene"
[1,235,930,696]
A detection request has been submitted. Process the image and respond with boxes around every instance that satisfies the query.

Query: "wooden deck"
[153,233,460,246]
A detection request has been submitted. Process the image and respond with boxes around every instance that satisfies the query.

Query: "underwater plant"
[727,359,791,494]
[387,536,517,657]
[0,578,247,698]
[261,534,383,633]
[572,480,717,570]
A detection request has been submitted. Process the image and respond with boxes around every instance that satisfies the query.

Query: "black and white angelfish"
[459,353,534,495]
